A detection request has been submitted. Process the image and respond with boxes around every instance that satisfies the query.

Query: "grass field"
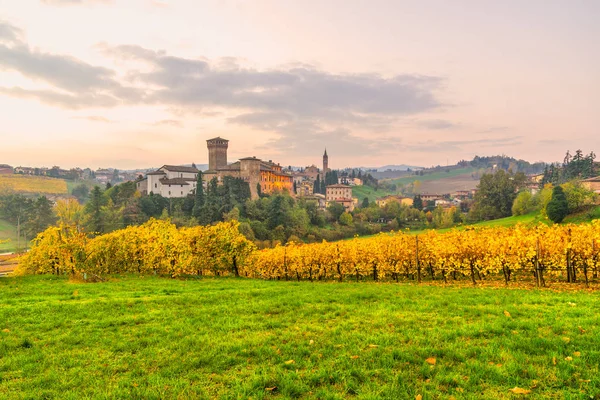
[0,219,17,253]
[1,276,599,398]
[352,185,398,203]
[0,175,68,195]
[386,167,478,187]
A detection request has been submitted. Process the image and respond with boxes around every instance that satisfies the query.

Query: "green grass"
[387,167,477,187]
[564,205,600,224]
[1,276,599,399]
[0,219,17,253]
[352,185,398,203]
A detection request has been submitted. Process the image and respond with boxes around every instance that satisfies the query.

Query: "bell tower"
[323,148,329,172]
[206,137,229,170]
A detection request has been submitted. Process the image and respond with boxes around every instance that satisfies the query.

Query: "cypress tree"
[413,195,423,210]
[314,176,321,194]
[192,171,204,218]
[547,186,569,223]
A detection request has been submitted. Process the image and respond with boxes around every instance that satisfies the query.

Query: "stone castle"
[203,137,293,199]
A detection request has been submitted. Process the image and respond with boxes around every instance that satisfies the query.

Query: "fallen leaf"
[580,379,591,383]
[567,302,576,307]
[578,326,586,334]
[561,337,571,343]
[496,364,503,367]
[309,340,314,345]
[573,351,581,357]
[368,344,379,348]
[350,355,360,359]
[503,310,511,317]
[133,383,139,388]
[565,356,573,361]
[284,360,295,365]
[2,329,9,333]
[509,387,531,394]
[415,395,422,400]
[265,386,277,391]
[425,357,436,365]
[552,357,556,365]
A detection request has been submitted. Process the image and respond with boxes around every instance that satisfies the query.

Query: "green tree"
[192,171,204,218]
[471,170,527,220]
[412,195,423,210]
[361,197,369,208]
[546,186,569,223]
[84,186,106,234]
[25,196,57,237]
[71,184,89,203]
[511,191,534,216]
[327,202,345,222]
[339,211,353,226]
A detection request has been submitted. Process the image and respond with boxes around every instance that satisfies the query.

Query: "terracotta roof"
[159,178,191,185]
[240,156,261,161]
[326,184,351,189]
[147,171,167,175]
[161,165,199,173]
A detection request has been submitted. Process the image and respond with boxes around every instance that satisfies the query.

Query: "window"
[181,191,183,195]
[154,183,157,188]
[168,191,171,195]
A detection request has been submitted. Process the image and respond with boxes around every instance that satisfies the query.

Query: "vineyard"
[19,218,600,287]
[0,175,68,195]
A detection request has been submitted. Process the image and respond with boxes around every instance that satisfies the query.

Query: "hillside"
[0,175,68,195]
[0,219,17,253]
[352,185,398,203]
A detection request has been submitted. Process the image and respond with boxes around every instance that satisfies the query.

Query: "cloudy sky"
[1,0,598,169]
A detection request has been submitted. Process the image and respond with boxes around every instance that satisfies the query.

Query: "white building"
[136,165,199,198]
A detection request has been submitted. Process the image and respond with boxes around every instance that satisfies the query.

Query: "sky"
[0,0,598,170]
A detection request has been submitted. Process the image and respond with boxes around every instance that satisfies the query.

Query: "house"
[296,181,314,197]
[14,166,35,175]
[375,195,413,207]
[435,199,452,207]
[136,165,199,198]
[452,190,471,199]
[326,184,355,212]
[0,164,13,175]
[301,193,327,210]
[338,177,363,186]
[420,193,442,202]
[581,176,600,194]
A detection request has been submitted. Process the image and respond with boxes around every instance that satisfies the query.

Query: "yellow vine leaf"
[509,387,531,394]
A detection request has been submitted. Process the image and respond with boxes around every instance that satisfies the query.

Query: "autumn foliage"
[20,219,255,277]
[245,221,600,286]
[20,218,600,285]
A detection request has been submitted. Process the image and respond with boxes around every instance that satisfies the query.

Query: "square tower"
[207,137,229,170]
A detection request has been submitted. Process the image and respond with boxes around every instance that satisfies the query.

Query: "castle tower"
[206,137,229,170]
[323,148,329,172]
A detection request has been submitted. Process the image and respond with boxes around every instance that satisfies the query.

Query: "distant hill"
[373,164,423,172]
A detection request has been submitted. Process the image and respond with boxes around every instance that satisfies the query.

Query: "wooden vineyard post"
[593,239,598,279]
[284,247,288,281]
[416,235,421,283]
[535,237,541,288]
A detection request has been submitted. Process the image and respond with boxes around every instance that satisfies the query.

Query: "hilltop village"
[135,137,360,211]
